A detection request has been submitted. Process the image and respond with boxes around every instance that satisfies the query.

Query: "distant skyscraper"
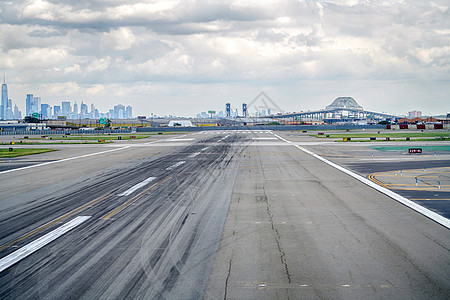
[1,74,8,120]
[80,102,88,118]
[114,104,125,118]
[53,105,61,118]
[5,99,13,119]
[73,101,78,116]
[126,105,132,118]
[40,103,51,118]
[61,101,71,117]
[26,94,34,116]
[33,97,41,113]
[32,97,41,115]
[14,105,22,119]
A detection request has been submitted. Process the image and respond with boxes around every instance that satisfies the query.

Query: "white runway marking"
[252,137,278,140]
[166,161,186,170]
[359,158,415,161]
[0,146,131,175]
[0,216,91,273]
[165,138,195,142]
[189,152,200,158]
[273,133,450,229]
[119,177,157,196]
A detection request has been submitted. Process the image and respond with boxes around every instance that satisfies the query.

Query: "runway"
[0,131,449,299]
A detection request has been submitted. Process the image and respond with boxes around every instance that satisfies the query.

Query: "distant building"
[5,99,13,120]
[53,105,61,119]
[32,97,41,115]
[80,102,88,118]
[61,101,71,117]
[73,101,78,116]
[40,103,51,118]
[126,105,133,118]
[26,94,34,116]
[14,105,22,119]
[408,110,422,118]
[1,75,8,120]
[114,104,125,119]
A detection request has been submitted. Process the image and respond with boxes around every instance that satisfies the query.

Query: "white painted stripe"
[273,134,450,229]
[359,158,415,161]
[0,216,91,273]
[252,137,278,140]
[165,138,195,142]
[144,134,188,144]
[119,177,156,196]
[189,152,200,158]
[0,146,130,175]
[201,147,210,151]
[166,161,186,171]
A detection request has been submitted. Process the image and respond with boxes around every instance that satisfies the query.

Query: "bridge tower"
[226,103,231,117]
[242,103,247,117]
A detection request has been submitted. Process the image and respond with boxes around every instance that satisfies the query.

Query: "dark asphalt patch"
[345,159,450,174]
[412,200,450,219]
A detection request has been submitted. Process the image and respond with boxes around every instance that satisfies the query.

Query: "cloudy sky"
[0,0,449,117]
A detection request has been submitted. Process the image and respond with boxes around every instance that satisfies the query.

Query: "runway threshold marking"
[101,176,171,220]
[118,177,157,196]
[273,133,450,229]
[0,193,114,251]
[0,216,91,273]
[0,146,131,175]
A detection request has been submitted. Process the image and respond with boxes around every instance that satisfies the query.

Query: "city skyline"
[0,76,446,121]
[1,78,133,120]
[1,1,449,117]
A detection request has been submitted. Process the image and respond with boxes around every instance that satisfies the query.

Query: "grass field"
[27,132,177,141]
[1,141,114,145]
[0,148,57,158]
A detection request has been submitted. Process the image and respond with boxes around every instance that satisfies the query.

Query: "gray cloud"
[0,0,449,116]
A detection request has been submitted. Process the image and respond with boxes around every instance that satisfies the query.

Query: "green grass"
[1,141,114,145]
[27,132,176,141]
[371,145,450,152]
[312,132,450,139]
[0,148,57,158]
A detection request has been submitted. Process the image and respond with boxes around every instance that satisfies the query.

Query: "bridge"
[266,97,398,123]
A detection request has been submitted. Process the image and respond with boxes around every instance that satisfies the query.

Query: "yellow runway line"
[0,193,114,251]
[101,176,171,220]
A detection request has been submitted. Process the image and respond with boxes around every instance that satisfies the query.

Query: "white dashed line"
[0,216,91,273]
[166,161,186,170]
[118,177,156,196]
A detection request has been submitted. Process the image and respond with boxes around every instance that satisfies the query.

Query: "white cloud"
[86,84,105,95]
[101,27,136,50]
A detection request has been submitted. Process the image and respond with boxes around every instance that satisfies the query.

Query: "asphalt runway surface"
[0,131,449,299]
